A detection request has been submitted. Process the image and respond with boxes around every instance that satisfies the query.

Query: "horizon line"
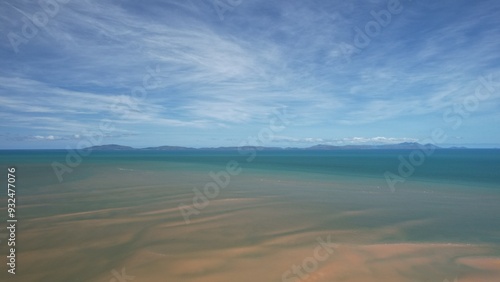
[1,143,500,150]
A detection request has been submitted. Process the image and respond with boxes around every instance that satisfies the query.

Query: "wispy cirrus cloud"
[0,0,499,148]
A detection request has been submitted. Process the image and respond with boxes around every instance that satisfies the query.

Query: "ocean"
[0,149,499,281]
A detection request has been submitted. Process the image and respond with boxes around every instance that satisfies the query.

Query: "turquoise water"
[1,149,498,188]
[1,149,500,281]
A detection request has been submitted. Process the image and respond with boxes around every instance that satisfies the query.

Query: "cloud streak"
[0,0,499,148]
[272,135,418,145]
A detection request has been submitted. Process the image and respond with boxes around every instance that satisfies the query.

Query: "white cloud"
[273,136,417,145]
[1,0,499,147]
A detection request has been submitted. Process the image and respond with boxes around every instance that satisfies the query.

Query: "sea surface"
[0,149,499,281]
[2,148,499,188]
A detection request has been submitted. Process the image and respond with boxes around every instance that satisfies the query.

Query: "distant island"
[84,142,457,151]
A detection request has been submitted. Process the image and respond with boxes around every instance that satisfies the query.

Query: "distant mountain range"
[85,142,455,151]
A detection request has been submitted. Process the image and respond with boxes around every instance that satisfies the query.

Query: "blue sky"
[1,0,499,149]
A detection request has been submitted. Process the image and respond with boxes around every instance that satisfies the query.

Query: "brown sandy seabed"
[1,167,499,282]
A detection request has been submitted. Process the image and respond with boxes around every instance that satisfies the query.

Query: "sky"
[0,0,499,149]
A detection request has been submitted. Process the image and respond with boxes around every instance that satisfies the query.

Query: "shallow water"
[0,150,499,281]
